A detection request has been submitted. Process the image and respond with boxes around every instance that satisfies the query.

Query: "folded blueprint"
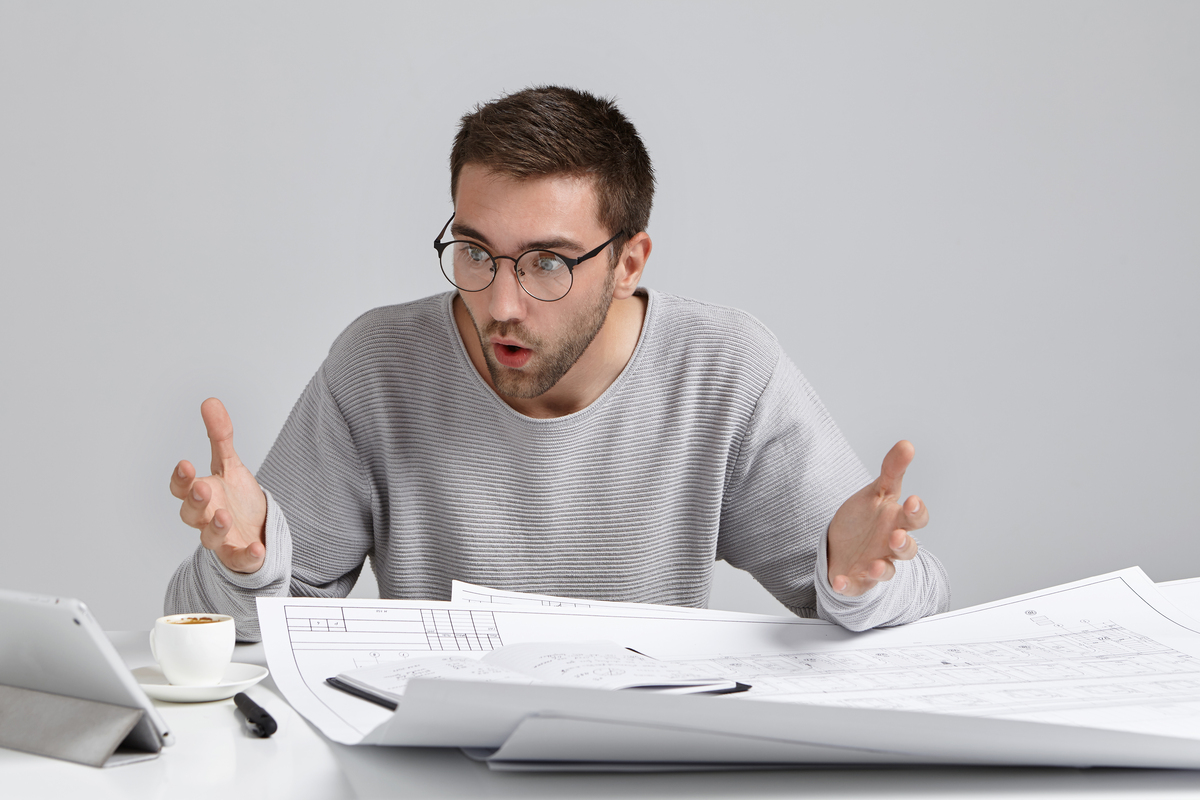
[258,568,1200,769]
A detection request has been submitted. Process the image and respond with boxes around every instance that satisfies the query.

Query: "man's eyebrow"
[450,223,492,247]
[449,223,585,254]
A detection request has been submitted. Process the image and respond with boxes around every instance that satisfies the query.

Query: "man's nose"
[487,257,527,322]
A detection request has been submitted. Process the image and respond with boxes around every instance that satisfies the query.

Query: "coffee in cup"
[150,613,236,686]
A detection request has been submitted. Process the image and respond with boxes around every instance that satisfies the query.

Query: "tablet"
[0,588,172,765]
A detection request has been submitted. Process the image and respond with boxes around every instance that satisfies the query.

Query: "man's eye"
[533,255,566,273]
[466,245,489,262]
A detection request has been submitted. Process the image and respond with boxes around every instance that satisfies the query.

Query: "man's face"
[451,164,618,400]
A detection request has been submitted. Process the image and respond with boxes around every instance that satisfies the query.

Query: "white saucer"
[133,662,269,703]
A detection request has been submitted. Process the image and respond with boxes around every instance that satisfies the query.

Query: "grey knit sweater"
[166,289,949,640]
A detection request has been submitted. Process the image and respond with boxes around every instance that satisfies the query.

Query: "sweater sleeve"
[717,352,950,630]
[164,363,375,642]
[164,489,293,641]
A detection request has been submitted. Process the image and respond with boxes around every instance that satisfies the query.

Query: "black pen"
[325,676,399,710]
[234,692,278,738]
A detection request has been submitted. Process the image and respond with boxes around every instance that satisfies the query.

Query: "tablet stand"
[0,683,146,767]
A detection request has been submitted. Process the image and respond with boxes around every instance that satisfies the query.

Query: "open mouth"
[492,342,533,369]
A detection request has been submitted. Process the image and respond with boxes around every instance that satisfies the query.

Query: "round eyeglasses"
[434,213,623,302]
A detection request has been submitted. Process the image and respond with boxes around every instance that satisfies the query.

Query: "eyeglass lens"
[439,242,573,301]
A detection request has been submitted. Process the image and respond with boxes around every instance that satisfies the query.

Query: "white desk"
[5,633,1200,799]
[0,633,353,799]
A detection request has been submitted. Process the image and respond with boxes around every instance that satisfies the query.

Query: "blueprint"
[450,579,783,620]
[258,596,840,743]
[680,620,1200,737]
[257,567,1200,762]
[452,572,1200,740]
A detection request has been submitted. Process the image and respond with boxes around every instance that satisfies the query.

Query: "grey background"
[1,1,1196,630]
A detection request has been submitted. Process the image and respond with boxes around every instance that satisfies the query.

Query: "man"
[167,86,949,641]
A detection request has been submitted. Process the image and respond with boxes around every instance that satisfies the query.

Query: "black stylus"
[234,692,278,738]
[325,676,399,710]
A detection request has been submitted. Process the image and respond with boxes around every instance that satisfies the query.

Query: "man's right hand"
[170,398,268,574]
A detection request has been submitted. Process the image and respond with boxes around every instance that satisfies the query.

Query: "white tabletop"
[0,632,353,799]
[5,632,1200,799]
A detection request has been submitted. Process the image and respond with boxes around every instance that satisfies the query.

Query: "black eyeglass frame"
[434,213,624,302]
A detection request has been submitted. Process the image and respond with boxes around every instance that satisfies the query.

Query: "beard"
[469,270,616,399]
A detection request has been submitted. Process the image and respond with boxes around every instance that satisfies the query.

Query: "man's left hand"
[826,440,928,596]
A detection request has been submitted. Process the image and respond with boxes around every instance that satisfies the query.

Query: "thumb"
[200,397,241,475]
[877,440,915,496]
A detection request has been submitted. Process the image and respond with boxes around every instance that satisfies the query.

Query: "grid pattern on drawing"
[420,608,502,651]
[283,605,502,651]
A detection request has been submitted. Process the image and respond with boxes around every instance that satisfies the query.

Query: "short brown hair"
[450,86,654,258]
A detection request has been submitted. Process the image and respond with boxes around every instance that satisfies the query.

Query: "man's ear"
[612,232,652,300]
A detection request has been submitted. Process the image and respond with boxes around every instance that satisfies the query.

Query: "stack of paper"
[257,568,1200,770]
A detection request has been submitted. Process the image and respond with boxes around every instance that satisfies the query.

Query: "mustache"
[484,320,540,348]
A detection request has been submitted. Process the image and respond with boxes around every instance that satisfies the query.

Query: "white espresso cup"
[149,613,236,686]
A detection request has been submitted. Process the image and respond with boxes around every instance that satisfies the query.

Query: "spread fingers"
[200,509,265,573]
[888,529,920,561]
[867,558,897,583]
[901,495,929,532]
[832,558,899,596]
[169,460,195,500]
[179,476,217,529]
